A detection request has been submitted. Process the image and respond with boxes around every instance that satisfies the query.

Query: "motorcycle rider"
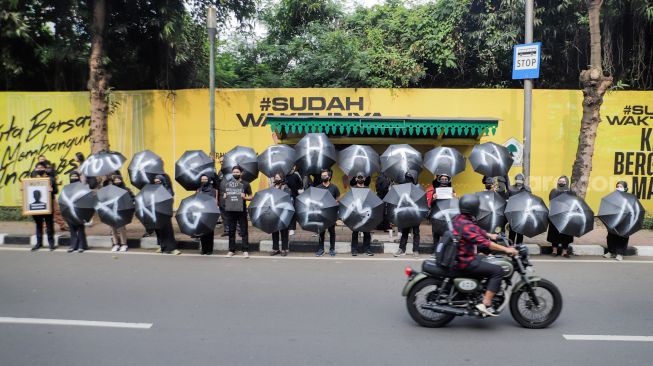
[453,194,518,317]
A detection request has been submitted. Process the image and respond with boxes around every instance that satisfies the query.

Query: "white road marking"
[0,317,152,329]
[564,334,653,342]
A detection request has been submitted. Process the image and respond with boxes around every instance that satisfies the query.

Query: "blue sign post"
[512,42,541,80]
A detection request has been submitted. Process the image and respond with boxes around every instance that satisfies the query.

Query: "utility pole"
[523,0,534,182]
[207,6,217,159]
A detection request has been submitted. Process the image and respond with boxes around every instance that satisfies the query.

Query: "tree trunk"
[570,0,612,198]
[87,0,110,154]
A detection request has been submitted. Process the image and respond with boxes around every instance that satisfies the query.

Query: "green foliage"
[0,207,31,222]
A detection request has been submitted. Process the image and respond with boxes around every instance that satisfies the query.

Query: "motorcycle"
[402,235,562,328]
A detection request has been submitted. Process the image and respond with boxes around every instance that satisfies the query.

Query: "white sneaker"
[476,303,498,317]
[603,252,612,259]
[243,251,250,258]
[615,254,623,261]
[111,245,120,252]
[119,245,128,252]
[155,247,162,253]
[289,230,295,236]
[171,249,181,256]
[226,251,235,258]
[393,249,405,257]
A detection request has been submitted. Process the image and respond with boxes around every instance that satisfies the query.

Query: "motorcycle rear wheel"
[509,278,562,329]
[406,278,455,328]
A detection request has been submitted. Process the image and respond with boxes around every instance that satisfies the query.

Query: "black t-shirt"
[224,178,252,211]
[317,183,340,200]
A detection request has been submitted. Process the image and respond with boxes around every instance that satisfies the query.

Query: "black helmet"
[459,194,480,217]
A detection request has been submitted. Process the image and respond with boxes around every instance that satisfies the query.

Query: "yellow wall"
[1,89,650,212]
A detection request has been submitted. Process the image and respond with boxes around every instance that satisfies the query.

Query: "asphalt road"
[1,249,652,366]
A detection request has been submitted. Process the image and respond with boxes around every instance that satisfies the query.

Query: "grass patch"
[642,215,653,231]
[0,206,32,222]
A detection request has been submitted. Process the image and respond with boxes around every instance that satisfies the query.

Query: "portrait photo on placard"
[22,178,52,215]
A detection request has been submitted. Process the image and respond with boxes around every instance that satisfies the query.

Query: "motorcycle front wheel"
[406,278,455,328]
[509,278,562,329]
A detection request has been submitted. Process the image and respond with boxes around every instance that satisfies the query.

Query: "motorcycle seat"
[422,260,459,277]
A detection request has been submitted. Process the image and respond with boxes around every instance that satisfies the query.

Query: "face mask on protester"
[274,178,282,184]
[616,187,625,192]
[558,183,566,188]
[485,184,494,190]
[356,178,365,184]
[233,174,241,180]
[322,176,330,182]
[70,176,80,183]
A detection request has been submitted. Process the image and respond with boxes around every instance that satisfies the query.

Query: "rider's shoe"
[475,303,498,317]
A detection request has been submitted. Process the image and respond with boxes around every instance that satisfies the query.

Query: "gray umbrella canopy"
[505,191,549,237]
[383,183,429,229]
[175,193,220,237]
[549,193,594,237]
[79,151,127,177]
[338,145,380,177]
[338,188,384,232]
[429,198,460,235]
[294,187,339,233]
[474,190,507,233]
[175,150,215,191]
[128,150,165,189]
[95,185,135,228]
[135,184,174,230]
[257,145,296,178]
[598,191,644,237]
[380,144,423,182]
[469,142,513,177]
[222,145,259,182]
[248,188,295,234]
[423,147,466,177]
[58,182,97,225]
[294,133,336,175]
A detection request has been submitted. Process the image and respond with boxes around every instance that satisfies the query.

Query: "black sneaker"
[365,250,374,256]
[351,251,358,257]
[315,248,325,257]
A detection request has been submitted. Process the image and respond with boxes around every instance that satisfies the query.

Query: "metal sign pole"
[523,0,534,184]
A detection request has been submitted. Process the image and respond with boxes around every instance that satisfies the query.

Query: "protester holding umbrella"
[394,170,423,258]
[197,174,218,255]
[285,165,303,236]
[61,171,91,252]
[507,173,531,245]
[349,174,375,256]
[375,172,392,231]
[603,181,638,261]
[109,175,133,252]
[547,176,574,257]
[269,173,292,256]
[315,169,340,257]
[224,166,253,258]
[427,174,457,256]
[29,162,58,251]
[152,175,180,255]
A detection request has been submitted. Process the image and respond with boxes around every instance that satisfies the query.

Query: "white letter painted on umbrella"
[254,192,294,223]
[477,144,505,168]
[179,200,204,229]
[83,154,123,175]
[131,153,157,182]
[561,200,588,232]
[305,136,325,169]
[613,200,641,233]
[519,198,545,227]
[304,198,324,229]
[432,148,458,173]
[346,146,371,175]
[266,146,288,173]
[58,188,88,221]
[96,196,122,221]
[392,147,420,172]
[178,152,212,180]
[394,193,419,218]
[340,198,372,230]
[136,193,157,224]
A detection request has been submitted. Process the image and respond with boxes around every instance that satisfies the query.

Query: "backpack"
[435,222,461,270]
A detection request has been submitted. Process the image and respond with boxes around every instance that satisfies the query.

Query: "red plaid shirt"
[452,214,492,270]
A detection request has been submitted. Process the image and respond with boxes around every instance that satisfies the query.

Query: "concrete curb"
[0,233,5,245]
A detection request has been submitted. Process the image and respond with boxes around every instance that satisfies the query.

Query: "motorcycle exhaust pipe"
[420,303,467,316]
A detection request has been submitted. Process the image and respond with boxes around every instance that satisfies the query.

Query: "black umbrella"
[598,191,645,237]
[175,193,220,237]
[79,151,127,177]
[549,193,594,237]
[257,145,296,178]
[175,150,215,191]
[429,198,460,235]
[294,133,336,175]
[380,144,423,182]
[469,142,513,177]
[505,191,549,237]
[423,147,466,177]
[338,145,380,177]
[57,182,97,226]
[95,185,135,228]
[128,150,165,189]
[222,145,259,182]
[383,183,429,229]
[294,187,339,233]
[135,184,174,230]
[248,188,295,234]
[474,191,507,233]
[338,188,384,232]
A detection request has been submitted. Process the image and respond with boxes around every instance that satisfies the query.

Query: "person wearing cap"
[604,181,631,261]
[29,162,58,251]
[349,173,374,256]
[482,176,496,192]
[507,173,531,245]
[66,171,89,253]
[153,175,180,255]
[109,174,134,253]
[394,170,421,258]
[224,165,253,258]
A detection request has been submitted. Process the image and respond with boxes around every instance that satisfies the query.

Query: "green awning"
[266,116,498,138]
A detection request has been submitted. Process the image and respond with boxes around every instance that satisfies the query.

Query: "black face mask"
[233,174,241,180]
[356,179,365,184]
[274,179,282,184]
[322,177,330,182]
[70,177,80,183]
[485,184,493,190]
[558,183,566,188]
[201,181,210,187]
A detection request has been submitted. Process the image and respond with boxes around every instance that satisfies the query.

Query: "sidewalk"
[1,219,652,256]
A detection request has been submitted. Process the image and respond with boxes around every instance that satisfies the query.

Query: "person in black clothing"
[270,173,292,256]
[224,166,253,258]
[285,165,303,236]
[375,172,391,231]
[30,162,58,251]
[66,171,88,253]
[604,181,631,261]
[109,174,134,252]
[394,170,421,258]
[350,173,374,256]
[153,174,180,255]
[197,174,218,255]
[315,169,340,257]
[507,173,531,245]
[547,175,574,258]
